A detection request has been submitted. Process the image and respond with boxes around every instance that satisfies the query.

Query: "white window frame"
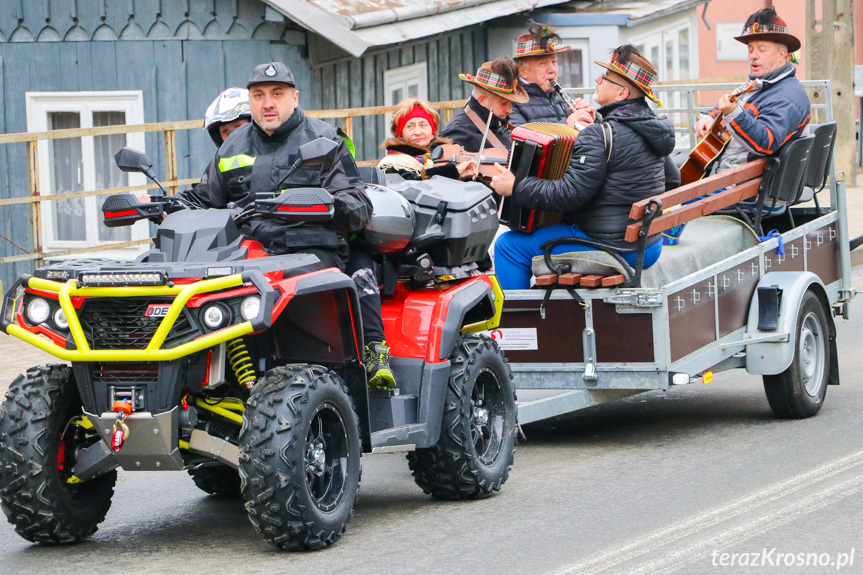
[383,62,429,126]
[555,38,590,88]
[716,22,749,61]
[25,91,148,259]
[630,19,692,82]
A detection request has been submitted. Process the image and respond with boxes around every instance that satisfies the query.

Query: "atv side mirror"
[274,138,342,192]
[114,147,166,196]
[295,138,339,166]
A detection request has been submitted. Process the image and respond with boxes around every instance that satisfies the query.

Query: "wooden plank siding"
[309,29,487,163]
[0,0,488,288]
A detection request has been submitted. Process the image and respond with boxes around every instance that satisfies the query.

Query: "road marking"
[547,450,863,575]
[623,473,863,575]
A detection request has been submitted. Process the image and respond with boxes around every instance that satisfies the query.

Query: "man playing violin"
[439,57,528,152]
[694,8,810,173]
[510,20,595,128]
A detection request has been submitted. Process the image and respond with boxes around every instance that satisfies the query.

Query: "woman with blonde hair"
[378,98,478,180]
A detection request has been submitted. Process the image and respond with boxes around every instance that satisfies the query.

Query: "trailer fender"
[745,272,835,376]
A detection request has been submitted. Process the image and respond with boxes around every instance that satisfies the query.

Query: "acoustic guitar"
[679,80,758,185]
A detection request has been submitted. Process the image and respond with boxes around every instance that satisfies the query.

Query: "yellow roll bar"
[7,274,257,362]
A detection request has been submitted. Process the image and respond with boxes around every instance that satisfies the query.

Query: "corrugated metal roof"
[263,0,570,57]
[551,0,708,25]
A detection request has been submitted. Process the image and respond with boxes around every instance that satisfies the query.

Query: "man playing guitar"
[694,7,810,175]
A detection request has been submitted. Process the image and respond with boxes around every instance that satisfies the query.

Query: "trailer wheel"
[763,290,830,418]
[188,465,241,497]
[239,364,361,551]
[0,365,116,544]
[408,334,516,500]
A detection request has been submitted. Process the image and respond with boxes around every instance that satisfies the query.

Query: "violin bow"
[474,107,494,181]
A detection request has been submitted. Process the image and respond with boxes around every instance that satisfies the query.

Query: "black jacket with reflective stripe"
[190,107,371,258]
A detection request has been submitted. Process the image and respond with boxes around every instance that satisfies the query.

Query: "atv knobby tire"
[408,334,516,500]
[763,289,831,419]
[188,465,241,497]
[0,365,116,544]
[239,364,361,551]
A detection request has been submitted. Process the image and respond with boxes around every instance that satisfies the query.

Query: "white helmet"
[203,88,251,147]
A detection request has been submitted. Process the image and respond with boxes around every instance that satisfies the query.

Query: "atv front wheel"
[0,365,117,544]
[408,334,516,499]
[239,364,361,551]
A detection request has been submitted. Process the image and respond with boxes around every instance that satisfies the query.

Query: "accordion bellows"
[500,122,581,232]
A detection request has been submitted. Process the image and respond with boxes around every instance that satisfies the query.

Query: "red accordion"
[499,123,580,233]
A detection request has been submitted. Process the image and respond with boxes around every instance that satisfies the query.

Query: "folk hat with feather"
[734,7,801,53]
[514,19,571,59]
[459,58,529,104]
[594,45,663,107]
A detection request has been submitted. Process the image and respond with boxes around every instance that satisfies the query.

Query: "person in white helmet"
[203,87,252,147]
[143,88,252,206]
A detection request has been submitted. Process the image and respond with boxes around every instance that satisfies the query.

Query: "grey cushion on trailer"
[532,251,629,279]
[640,216,759,287]
[529,215,759,288]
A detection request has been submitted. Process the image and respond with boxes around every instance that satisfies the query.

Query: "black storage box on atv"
[386,177,498,267]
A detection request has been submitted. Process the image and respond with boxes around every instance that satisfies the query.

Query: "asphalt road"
[3,276,863,574]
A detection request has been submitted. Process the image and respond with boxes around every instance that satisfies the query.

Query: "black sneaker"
[364,340,396,390]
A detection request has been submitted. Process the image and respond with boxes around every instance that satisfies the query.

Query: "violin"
[679,80,758,185]
[431,144,510,181]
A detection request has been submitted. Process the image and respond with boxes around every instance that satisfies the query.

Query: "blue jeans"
[494,224,662,290]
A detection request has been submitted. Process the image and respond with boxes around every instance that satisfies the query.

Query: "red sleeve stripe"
[730,119,772,154]
[743,102,759,116]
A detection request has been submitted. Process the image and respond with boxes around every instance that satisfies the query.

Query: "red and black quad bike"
[0,140,515,550]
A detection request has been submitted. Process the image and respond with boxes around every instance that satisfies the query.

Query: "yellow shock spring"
[226,337,256,386]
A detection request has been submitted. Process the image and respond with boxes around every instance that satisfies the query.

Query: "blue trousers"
[494,224,662,290]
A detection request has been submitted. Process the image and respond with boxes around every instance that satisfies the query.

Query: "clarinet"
[551,79,580,114]
[551,80,586,130]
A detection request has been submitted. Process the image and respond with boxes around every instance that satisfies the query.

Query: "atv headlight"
[202,304,227,330]
[25,297,51,325]
[240,296,260,321]
[53,307,69,329]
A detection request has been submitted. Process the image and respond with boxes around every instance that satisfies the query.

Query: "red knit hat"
[397,105,437,139]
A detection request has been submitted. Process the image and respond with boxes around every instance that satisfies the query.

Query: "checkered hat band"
[744,22,789,35]
[474,68,515,93]
[609,60,662,105]
[611,59,655,89]
[515,38,556,57]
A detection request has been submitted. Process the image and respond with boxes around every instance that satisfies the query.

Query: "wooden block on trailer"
[559,273,583,286]
[580,275,603,288]
[601,275,626,287]
[535,274,558,286]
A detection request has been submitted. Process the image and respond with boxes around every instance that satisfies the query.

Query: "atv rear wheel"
[408,334,516,500]
[188,465,241,497]
[239,364,361,551]
[0,365,117,544]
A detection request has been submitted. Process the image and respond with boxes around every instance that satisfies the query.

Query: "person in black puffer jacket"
[509,20,595,128]
[489,46,676,289]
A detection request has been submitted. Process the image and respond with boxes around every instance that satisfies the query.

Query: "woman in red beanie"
[378,98,478,180]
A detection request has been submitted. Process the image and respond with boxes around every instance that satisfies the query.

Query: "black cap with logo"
[247,62,296,88]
